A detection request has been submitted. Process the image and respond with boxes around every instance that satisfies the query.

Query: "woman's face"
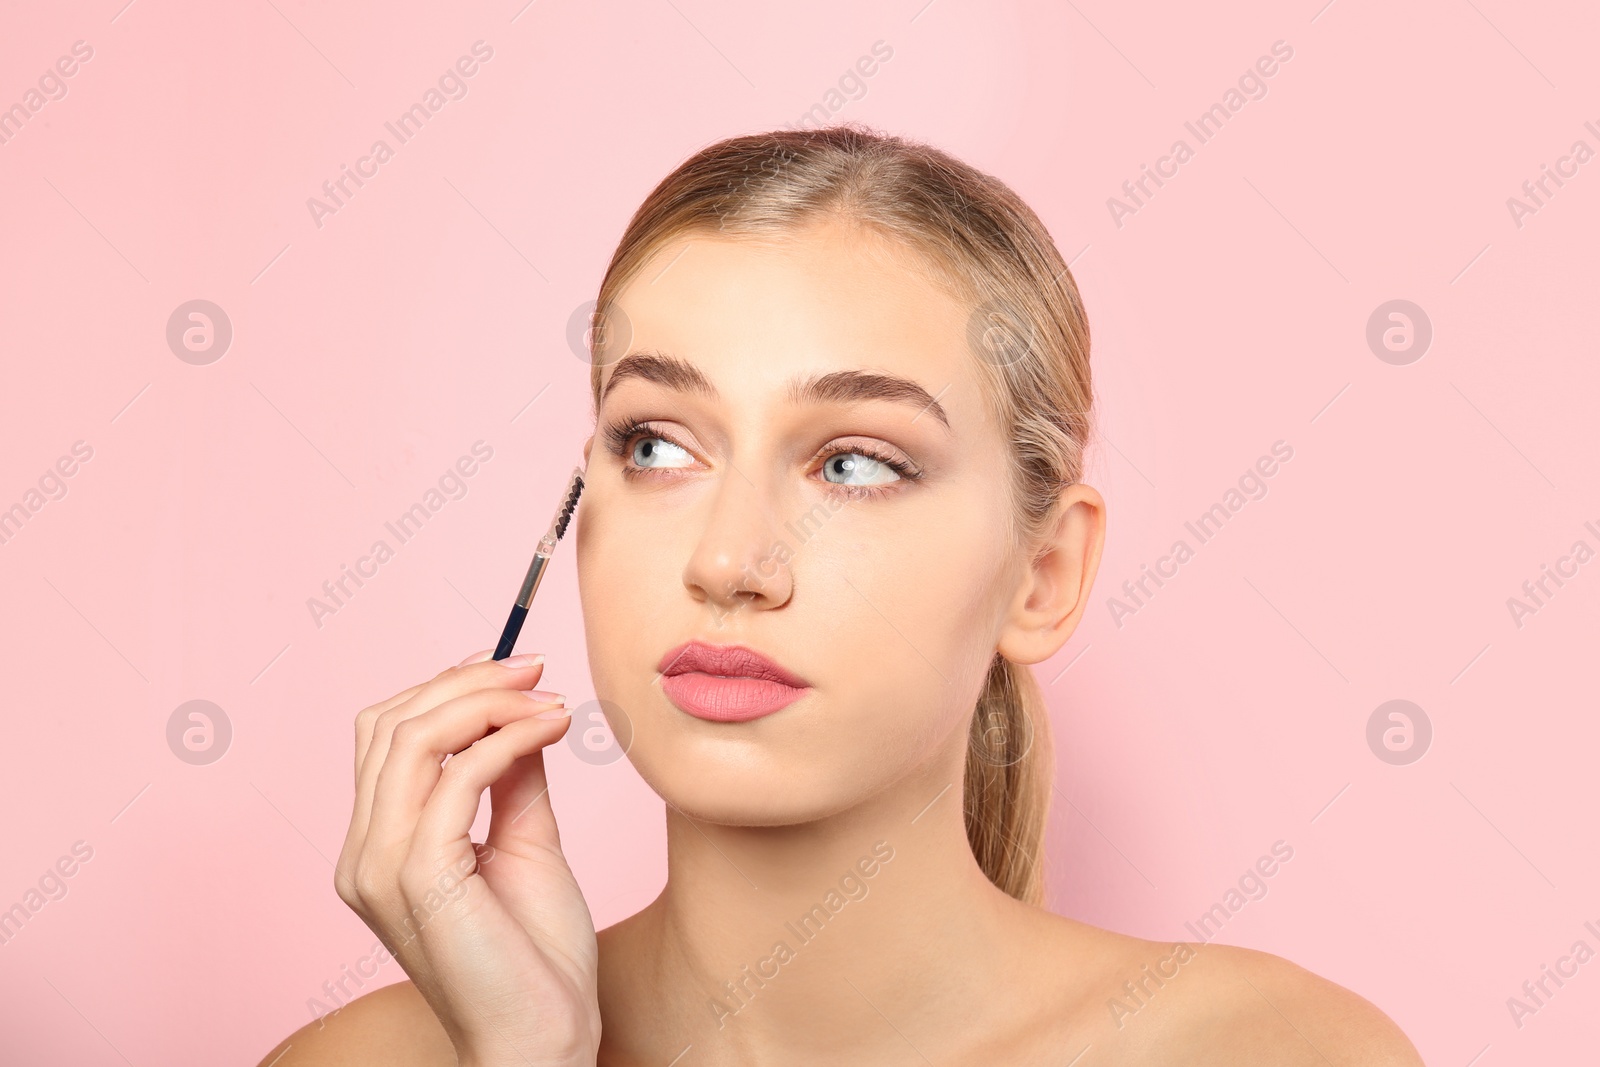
[576,218,1028,824]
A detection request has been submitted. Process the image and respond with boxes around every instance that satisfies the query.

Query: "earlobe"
[995,484,1106,666]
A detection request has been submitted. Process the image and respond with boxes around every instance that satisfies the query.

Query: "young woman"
[259,126,1423,1066]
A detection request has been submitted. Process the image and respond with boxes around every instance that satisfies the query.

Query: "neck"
[599,745,1043,1063]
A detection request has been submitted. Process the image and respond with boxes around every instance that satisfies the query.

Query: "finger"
[341,677,435,892]
[486,715,571,853]
[410,712,574,873]
[364,686,566,862]
[355,680,430,786]
[356,654,546,780]
[352,659,547,844]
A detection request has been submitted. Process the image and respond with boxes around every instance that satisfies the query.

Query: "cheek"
[577,481,697,579]
[825,495,1010,675]
[800,503,1008,744]
[575,495,680,690]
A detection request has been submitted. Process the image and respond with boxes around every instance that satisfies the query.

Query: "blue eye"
[821,452,900,487]
[630,435,692,469]
[603,416,921,500]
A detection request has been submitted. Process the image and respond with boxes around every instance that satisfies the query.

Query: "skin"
[257,218,1424,1066]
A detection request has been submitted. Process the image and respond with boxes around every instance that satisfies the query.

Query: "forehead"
[601,221,986,421]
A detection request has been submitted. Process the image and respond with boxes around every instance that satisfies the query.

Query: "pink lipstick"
[657,640,811,722]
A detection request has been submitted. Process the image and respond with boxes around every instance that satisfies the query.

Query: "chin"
[620,700,880,827]
[644,766,838,827]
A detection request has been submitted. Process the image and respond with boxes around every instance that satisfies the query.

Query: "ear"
[995,483,1106,666]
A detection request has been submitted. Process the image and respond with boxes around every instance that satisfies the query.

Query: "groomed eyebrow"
[598,349,951,431]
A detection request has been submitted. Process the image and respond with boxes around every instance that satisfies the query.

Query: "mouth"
[657,640,812,723]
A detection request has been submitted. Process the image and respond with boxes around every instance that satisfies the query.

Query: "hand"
[334,650,600,1067]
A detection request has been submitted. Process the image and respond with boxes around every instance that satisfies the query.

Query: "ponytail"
[964,655,1055,906]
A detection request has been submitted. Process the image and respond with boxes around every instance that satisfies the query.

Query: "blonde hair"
[586,124,1094,907]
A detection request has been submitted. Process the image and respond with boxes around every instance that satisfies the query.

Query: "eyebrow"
[598,350,952,431]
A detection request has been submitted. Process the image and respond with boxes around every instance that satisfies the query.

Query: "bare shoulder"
[253,980,455,1067]
[1050,919,1425,1067]
[1178,942,1424,1065]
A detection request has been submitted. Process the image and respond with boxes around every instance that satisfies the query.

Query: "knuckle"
[332,864,351,901]
[438,748,477,785]
[333,864,362,906]
[352,861,388,902]
[389,716,427,752]
[374,706,405,735]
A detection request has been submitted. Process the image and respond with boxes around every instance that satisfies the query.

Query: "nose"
[681,463,794,619]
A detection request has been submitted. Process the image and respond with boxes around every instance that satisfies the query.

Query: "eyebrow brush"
[492,465,586,661]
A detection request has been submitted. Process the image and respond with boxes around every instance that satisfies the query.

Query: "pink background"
[2,0,1595,1062]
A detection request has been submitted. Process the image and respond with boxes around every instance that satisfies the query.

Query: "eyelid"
[613,419,702,464]
[810,435,922,479]
[606,417,923,487]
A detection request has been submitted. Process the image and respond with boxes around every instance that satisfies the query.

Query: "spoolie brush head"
[551,466,585,542]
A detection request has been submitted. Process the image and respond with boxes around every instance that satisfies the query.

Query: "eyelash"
[601,418,922,501]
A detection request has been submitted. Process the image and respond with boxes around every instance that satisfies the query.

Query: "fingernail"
[525,690,565,703]
[457,648,495,666]
[500,653,546,668]
[535,706,573,720]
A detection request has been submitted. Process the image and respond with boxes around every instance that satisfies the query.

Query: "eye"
[820,451,900,488]
[629,435,693,470]
[602,416,921,499]
[602,418,697,476]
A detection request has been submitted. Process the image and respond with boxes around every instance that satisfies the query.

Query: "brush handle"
[492,603,529,661]
[493,550,552,660]
[492,467,579,662]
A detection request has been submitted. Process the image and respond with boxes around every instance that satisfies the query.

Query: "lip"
[657,640,811,723]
